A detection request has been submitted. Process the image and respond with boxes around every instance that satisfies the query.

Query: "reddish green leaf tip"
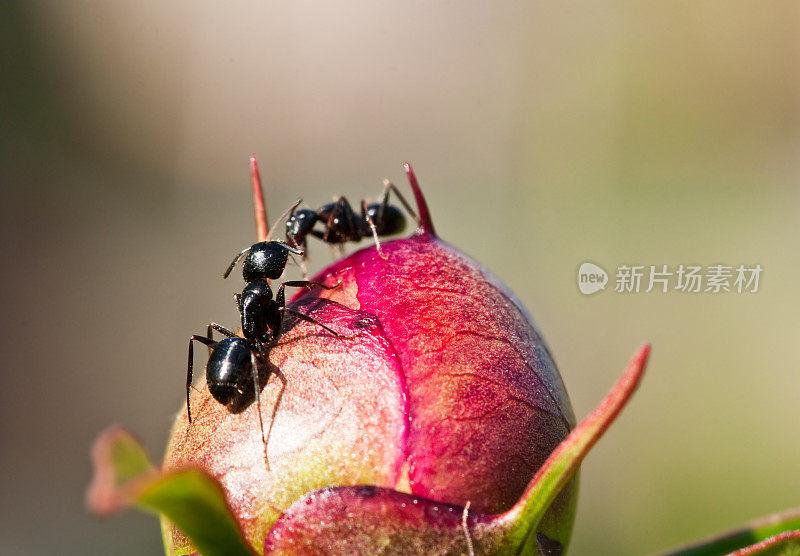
[403,162,436,237]
[662,507,800,555]
[500,343,651,547]
[86,426,255,556]
[86,425,156,517]
[250,154,268,242]
[730,530,800,555]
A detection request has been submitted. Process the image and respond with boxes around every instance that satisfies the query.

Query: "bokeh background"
[1,2,798,554]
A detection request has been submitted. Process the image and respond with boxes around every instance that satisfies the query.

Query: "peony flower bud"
[161,163,576,555]
[89,161,797,555]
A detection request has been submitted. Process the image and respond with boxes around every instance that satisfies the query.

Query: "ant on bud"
[285,179,420,268]
[186,240,342,423]
[186,156,349,469]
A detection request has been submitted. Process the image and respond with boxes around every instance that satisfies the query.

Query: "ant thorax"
[239,281,279,344]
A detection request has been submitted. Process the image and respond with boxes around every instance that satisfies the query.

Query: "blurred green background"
[1,2,798,554]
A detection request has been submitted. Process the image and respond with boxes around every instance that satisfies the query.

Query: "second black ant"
[285,179,420,266]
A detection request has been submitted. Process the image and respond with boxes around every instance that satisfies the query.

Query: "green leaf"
[107,428,153,483]
[139,469,254,556]
[731,531,800,556]
[86,426,255,556]
[661,509,800,556]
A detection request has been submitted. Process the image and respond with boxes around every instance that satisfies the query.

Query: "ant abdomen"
[365,203,405,236]
[206,337,257,411]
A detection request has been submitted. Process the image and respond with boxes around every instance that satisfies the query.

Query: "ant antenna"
[328,244,345,261]
[222,246,252,279]
[266,199,303,242]
[264,369,288,474]
[250,155,269,242]
[286,250,309,280]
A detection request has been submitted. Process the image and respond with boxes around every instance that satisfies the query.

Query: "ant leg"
[321,209,337,243]
[250,351,270,471]
[205,322,236,356]
[264,368,288,471]
[310,229,341,261]
[278,280,339,293]
[382,179,420,226]
[339,197,362,240]
[207,322,237,339]
[362,199,388,260]
[223,246,251,279]
[187,335,216,423]
[287,251,308,280]
[279,307,355,338]
[274,280,339,311]
[328,243,342,262]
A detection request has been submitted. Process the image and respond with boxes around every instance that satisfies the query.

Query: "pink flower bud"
[162,164,576,554]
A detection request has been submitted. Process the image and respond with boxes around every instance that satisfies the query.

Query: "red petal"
[164,300,408,552]
[300,235,574,515]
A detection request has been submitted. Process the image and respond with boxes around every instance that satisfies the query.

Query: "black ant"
[285,179,419,264]
[186,239,344,466]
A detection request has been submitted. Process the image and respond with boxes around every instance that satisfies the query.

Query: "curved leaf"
[498,344,650,548]
[661,508,800,556]
[87,426,255,556]
[730,530,800,555]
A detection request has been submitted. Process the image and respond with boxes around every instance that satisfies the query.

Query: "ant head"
[285,209,318,246]
[206,337,253,408]
[243,241,290,282]
[367,204,406,236]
